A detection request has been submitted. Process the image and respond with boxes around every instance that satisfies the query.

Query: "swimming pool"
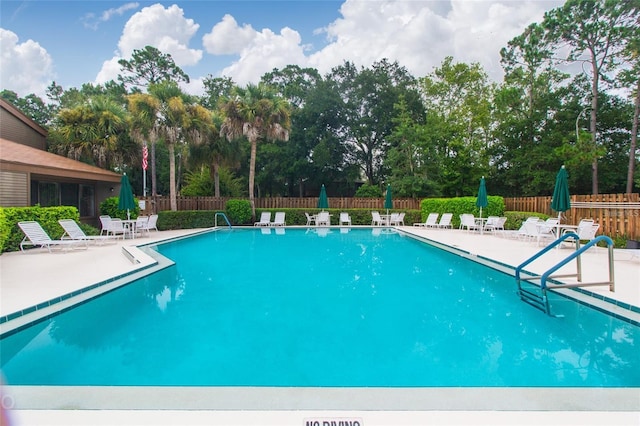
[1,228,638,388]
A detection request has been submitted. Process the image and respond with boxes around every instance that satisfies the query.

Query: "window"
[79,185,95,217]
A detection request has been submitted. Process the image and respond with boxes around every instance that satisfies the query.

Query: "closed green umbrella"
[317,184,329,211]
[384,184,393,216]
[551,165,571,224]
[118,173,136,220]
[476,176,488,219]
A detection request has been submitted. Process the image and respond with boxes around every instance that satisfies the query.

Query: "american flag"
[142,144,148,170]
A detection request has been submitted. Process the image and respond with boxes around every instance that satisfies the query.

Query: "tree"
[219,83,291,218]
[419,57,494,197]
[495,23,570,196]
[49,95,129,170]
[329,59,423,185]
[118,45,190,90]
[619,26,640,193]
[147,82,193,211]
[0,90,54,127]
[127,92,161,196]
[118,45,190,202]
[542,0,639,194]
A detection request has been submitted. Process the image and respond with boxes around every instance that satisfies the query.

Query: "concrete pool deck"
[1,226,639,425]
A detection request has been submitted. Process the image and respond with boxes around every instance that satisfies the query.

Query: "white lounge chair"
[18,221,88,252]
[563,219,599,243]
[371,211,385,226]
[59,219,117,245]
[254,212,271,227]
[502,216,540,239]
[436,213,453,229]
[485,216,507,234]
[316,211,331,226]
[414,213,439,227]
[271,212,286,227]
[339,212,352,226]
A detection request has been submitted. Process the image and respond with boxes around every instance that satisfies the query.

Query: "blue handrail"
[515,233,615,315]
[515,232,580,284]
[214,212,232,229]
[538,234,614,290]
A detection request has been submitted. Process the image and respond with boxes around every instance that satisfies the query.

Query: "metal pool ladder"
[214,212,232,229]
[515,233,615,315]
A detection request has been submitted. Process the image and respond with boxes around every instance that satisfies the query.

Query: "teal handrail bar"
[515,233,615,315]
[515,232,580,283]
[214,212,232,229]
[539,234,614,291]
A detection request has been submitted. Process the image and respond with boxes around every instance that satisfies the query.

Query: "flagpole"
[142,142,148,196]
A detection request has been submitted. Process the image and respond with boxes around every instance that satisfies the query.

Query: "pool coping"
[3,385,639,411]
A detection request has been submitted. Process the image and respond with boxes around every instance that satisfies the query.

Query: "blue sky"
[0,0,564,99]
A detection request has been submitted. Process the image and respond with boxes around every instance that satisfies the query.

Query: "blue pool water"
[1,228,638,387]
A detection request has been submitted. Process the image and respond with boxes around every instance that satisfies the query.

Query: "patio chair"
[140,214,159,233]
[339,212,352,226]
[107,218,128,239]
[305,212,316,226]
[316,211,331,226]
[18,221,88,252]
[460,214,481,232]
[254,212,272,227]
[389,212,405,226]
[99,215,111,235]
[271,212,286,227]
[134,215,150,236]
[435,213,453,229]
[59,219,117,245]
[371,211,385,226]
[414,213,439,227]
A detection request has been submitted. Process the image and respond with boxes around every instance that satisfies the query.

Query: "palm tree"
[219,83,291,218]
[127,93,161,196]
[146,81,192,211]
[51,95,128,169]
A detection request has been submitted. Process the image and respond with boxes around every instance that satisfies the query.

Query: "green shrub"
[355,184,382,198]
[157,210,216,230]
[0,208,10,252]
[420,196,505,228]
[225,199,252,225]
[99,196,140,219]
[1,205,80,252]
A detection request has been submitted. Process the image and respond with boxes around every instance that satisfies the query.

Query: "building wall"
[0,106,46,150]
[0,170,29,206]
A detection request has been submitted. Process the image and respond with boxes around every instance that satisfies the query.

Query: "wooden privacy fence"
[140,196,421,214]
[139,193,639,240]
[504,193,640,240]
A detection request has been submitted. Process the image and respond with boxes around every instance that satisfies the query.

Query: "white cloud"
[202,15,308,85]
[202,14,256,55]
[95,3,202,85]
[0,28,54,98]
[207,0,564,85]
[82,2,140,30]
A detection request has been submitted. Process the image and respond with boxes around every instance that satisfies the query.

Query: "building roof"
[0,138,121,183]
